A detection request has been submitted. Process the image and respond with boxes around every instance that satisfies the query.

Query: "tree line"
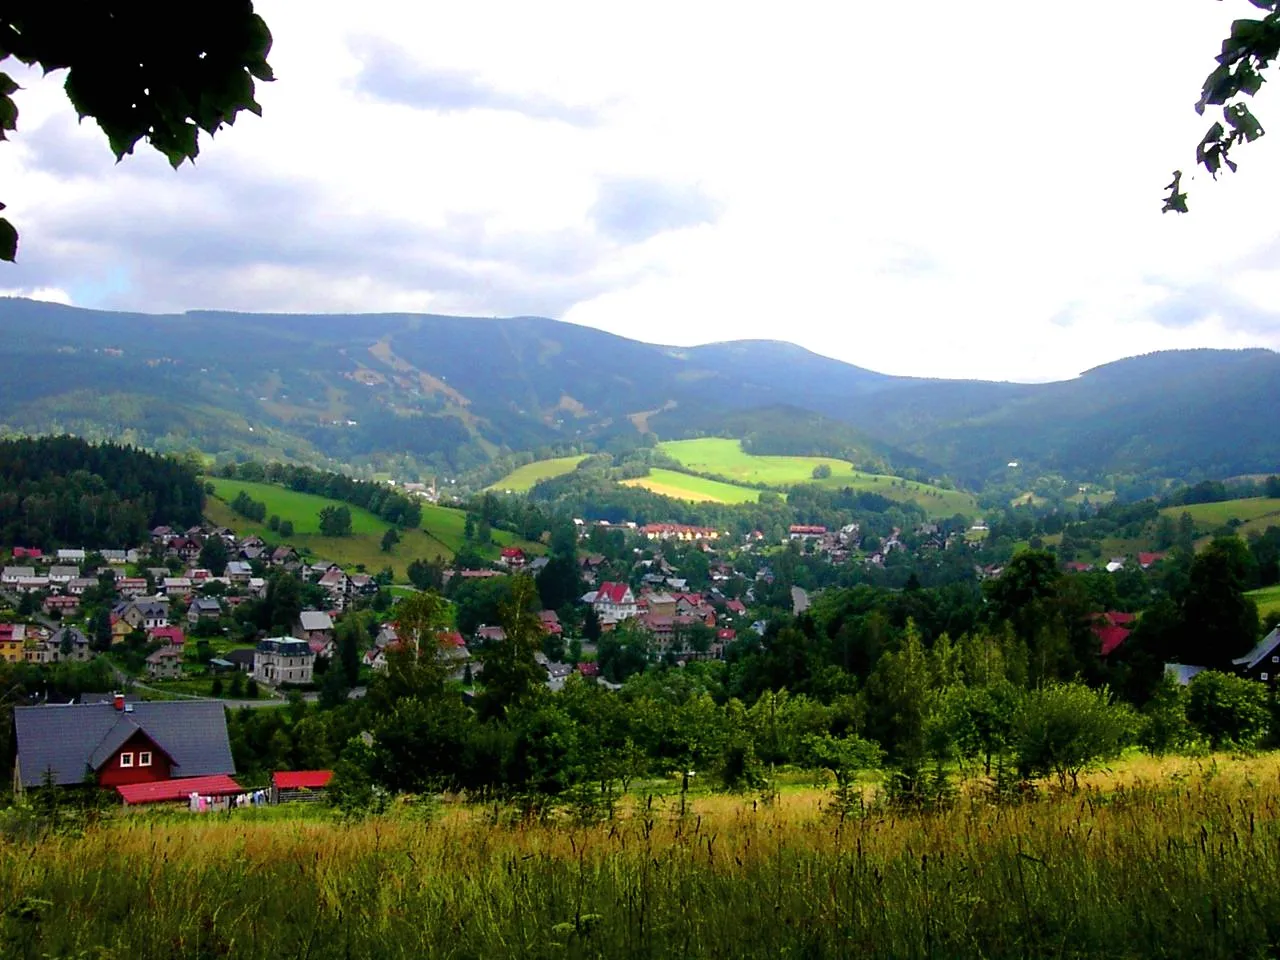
[0,436,203,547]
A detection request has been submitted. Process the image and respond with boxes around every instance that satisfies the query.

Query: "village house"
[271,770,333,804]
[146,646,184,680]
[113,599,169,631]
[2,565,34,586]
[537,610,563,637]
[46,565,80,587]
[499,547,526,568]
[187,597,223,625]
[0,623,25,663]
[66,577,98,596]
[56,548,86,565]
[295,611,335,645]
[590,582,639,624]
[253,637,313,686]
[12,698,236,801]
[148,626,186,647]
[117,577,149,598]
[50,628,92,663]
[788,525,827,541]
[162,577,194,600]
[11,547,41,561]
[225,561,253,583]
[42,594,80,616]
[1233,628,1280,686]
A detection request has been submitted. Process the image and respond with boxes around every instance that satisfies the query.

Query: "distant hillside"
[1,298,1277,487]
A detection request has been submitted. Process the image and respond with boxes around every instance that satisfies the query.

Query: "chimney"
[113,692,125,711]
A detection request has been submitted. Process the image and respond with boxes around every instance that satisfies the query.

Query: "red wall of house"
[96,730,172,787]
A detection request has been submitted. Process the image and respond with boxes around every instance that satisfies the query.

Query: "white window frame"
[138,751,152,767]
[119,752,134,768]
[1263,673,1270,682]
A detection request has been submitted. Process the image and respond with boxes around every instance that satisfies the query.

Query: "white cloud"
[2,0,1279,381]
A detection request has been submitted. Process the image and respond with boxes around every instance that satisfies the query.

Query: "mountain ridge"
[0,297,1276,487]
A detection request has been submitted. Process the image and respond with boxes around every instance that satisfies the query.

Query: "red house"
[13,697,235,797]
[499,547,527,568]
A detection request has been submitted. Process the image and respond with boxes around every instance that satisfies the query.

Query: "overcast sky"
[3,1,1280,382]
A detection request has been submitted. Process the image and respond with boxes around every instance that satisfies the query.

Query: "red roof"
[577,661,600,677]
[273,770,333,790]
[789,525,827,535]
[1096,625,1131,657]
[595,582,631,604]
[1105,611,1137,626]
[149,626,186,645]
[500,547,525,558]
[117,774,242,805]
[1138,552,1166,567]
[726,599,746,614]
[437,631,466,648]
[1065,561,1094,572]
[717,628,736,641]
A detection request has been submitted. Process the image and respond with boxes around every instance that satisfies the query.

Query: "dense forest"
[0,437,204,547]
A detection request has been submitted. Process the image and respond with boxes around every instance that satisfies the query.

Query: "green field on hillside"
[487,455,589,493]
[1247,584,1280,618]
[1159,497,1280,533]
[622,468,764,504]
[205,478,539,577]
[658,438,977,517]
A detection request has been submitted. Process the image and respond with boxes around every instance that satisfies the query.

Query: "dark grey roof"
[224,648,256,666]
[1233,628,1280,671]
[14,700,235,787]
[49,628,89,648]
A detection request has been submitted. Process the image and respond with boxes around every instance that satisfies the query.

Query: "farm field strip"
[1160,496,1280,530]
[621,468,764,504]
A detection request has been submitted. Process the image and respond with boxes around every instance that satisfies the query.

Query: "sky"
[3,1,1280,382]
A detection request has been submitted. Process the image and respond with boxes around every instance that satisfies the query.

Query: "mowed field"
[487,455,588,492]
[658,438,978,517]
[205,478,540,577]
[1159,497,1280,534]
[622,468,764,504]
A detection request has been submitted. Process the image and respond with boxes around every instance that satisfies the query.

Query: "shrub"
[1186,671,1269,750]
[1015,682,1133,791]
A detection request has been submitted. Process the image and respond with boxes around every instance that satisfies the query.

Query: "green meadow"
[488,455,589,492]
[658,438,978,517]
[205,478,540,577]
[1159,496,1280,533]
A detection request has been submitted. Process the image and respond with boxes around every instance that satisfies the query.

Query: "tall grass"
[4,757,1280,958]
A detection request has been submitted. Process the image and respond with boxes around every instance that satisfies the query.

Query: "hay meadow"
[6,754,1280,959]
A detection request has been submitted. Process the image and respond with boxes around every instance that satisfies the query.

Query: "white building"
[253,636,314,686]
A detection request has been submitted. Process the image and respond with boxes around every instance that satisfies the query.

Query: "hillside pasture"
[1159,497,1280,533]
[205,478,540,577]
[658,438,978,517]
[621,468,764,504]
[487,455,588,493]
[1246,583,1280,618]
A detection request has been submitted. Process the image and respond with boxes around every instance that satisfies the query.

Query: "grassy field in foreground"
[1160,496,1280,533]
[7,754,1280,958]
[658,438,978,517]
[487,455,589,493]
[622,468,764,504]
[205,478,541,578]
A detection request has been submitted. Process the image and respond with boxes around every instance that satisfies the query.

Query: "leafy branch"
[0,3,274,259]
[1166,0,1280,212]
